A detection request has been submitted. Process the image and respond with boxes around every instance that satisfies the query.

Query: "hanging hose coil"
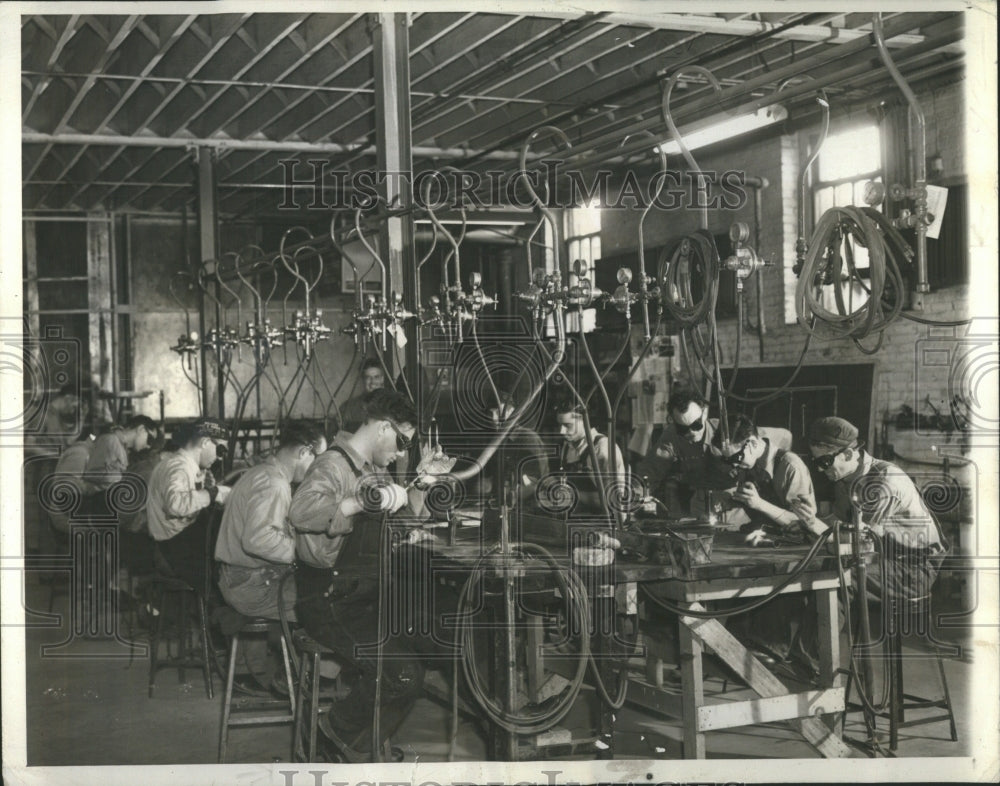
[795,206,913,351]
[659,230,721,328]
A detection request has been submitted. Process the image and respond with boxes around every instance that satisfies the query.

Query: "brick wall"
[601,79,982,454]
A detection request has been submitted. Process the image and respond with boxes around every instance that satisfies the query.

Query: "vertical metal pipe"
[873,12,930,296]
[197,147,223,420]
[752,181,767,361]
[373,12,417,390]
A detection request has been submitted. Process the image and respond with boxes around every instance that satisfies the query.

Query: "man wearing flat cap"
[807,416,946,600]
[147,419,233,592]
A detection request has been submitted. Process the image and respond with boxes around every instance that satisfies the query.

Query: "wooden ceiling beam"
[170,14,307,137]
[80,14,252,211]
[24,16,140,187]
[22,15,80,125]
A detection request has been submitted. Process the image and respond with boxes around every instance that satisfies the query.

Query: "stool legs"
[309,652,321,760]
[292,650,323,762]
[147,585,162,698]
[219,633,240,763]
[292,653,308,761]
[198,595,214,699]
[887,600,959,751]
[280,634,296,716]
[146,583,213,700]
[218,624,296,764]
[934,647,959,742]
[889,624,903,750]
[177,591,187,686]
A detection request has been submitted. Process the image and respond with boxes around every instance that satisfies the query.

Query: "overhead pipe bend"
[519,125,572,280]
[872,11,929,295]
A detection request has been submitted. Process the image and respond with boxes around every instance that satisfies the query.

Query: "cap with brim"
[808,416,858,449]
[194,420,229,441]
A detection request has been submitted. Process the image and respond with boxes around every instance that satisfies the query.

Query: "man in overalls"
[553,398,625,514]
[289,389,454,758]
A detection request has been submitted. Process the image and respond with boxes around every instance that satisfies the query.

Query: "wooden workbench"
[408,514,852,760]
[625,527,851,759]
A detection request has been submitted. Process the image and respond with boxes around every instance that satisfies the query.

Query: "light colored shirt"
[833,453,942,550]
[215,456,295,568]
[146,451,212,541]
[768,447,817,524]
[50,439,94,530]
[290,433,390,569]
[82,431,128,491]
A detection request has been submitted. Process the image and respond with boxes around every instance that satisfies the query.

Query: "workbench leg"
[679,619,705,759]
[526,614,544,702]
[817,587,841,731]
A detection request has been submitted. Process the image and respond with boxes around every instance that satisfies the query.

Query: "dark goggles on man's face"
[724,442,749,465]
[674,418,705,435]
[813,447,847,471]
[386,420,413,452]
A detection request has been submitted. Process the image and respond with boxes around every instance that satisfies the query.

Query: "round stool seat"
[238,618,274,635]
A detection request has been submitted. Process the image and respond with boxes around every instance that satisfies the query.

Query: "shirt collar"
[263,453,292,483]
[701,418,716,446]
[753,437,773,474]
[332,432,371,472]
[840,449,872,486]
[174,449,202,476]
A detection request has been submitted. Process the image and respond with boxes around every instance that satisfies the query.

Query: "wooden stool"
[291,629,341,762]
[218,617,296,763]
[886,594,958,750]
[144,575,213,699]
[843,593,959,751]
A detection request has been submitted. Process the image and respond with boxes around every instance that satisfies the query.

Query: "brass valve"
[723,222,773,292]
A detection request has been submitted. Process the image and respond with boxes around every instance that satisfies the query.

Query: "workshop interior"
[14,7,994,771]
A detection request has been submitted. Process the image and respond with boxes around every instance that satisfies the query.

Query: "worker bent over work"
[289,389,456,757]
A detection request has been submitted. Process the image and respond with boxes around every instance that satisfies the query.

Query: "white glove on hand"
[377,483,409,513]
[743,527,774,548]
[416,441,458,478]
[214,485,232,505]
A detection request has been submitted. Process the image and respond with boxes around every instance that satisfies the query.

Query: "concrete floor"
[19,572,977,768]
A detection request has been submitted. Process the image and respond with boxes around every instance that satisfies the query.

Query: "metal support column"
[197,147,221,419]
[371,13,418,397]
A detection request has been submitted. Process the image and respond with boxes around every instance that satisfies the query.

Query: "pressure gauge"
[531,267,547,286]
[469,272,482,288]
[863,181,886,206]
[729,222,750,245]
[616,267,633,285]
[573,259,588,278]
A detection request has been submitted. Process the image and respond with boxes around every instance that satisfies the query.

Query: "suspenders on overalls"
[320,445,389,600]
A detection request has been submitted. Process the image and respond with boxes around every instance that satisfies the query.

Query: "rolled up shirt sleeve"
[774,452,818,525]
[164,464,212,518]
